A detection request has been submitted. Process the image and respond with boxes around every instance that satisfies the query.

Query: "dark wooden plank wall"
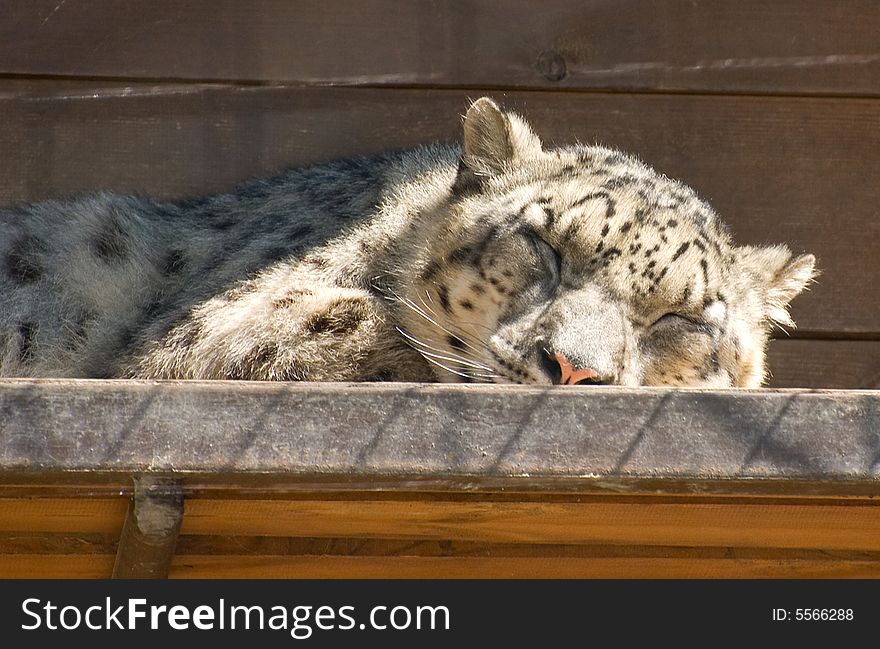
[1,1,878,388]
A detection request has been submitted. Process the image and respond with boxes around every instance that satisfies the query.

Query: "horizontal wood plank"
[1,381,879,491]
[0,498,127,534]
[0,84,872,334]
[181,498,880,551]
[2,1,879,96]
[0,532,116,554]
[0,555,115,578]
[3,533,880,578]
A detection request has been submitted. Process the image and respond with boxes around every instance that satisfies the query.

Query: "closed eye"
[528,231,562,281]
[650,312,713,333]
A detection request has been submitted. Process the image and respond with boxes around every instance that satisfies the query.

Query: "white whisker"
[409,293,487,354]
[380,285,501,383]
[397,328,494,372]
[419,355,496,382]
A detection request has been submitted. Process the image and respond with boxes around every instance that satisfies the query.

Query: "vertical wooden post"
[112,476,184,579]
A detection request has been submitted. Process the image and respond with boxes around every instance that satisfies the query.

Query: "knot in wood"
[536,49,567,82]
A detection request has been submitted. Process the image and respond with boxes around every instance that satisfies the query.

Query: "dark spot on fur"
[447,335,467,352]
[207,214,237,230]
[304,300,366,335]
[671,242,690,261]
[577,152,595,165]
[174,320,202,350]
[707,350,720,373]
[273,289,312,309]
[602,247,621,260]
[273,297,296,309]
[162,249,187,276]
[600,224,610,237]
[693,238,707,252]
[449,247,473,263]
[569,191,616,220]
[143,296,165,323]
[17,322,36,363]
[224,365,246,380]
[5,235,45,283]
[470,283,485,295]
[421,260,441,281]
[245,343,279,371]
[619,221,632,234]
[305,256,327,267]
[437,285,451,312]
[113,326,138,359]
[459,300,474,311]
[602,175,637,190]
[93,214,128,261]
[700,259,710,286]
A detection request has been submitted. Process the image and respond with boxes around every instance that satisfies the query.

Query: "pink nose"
[555,353,600,385]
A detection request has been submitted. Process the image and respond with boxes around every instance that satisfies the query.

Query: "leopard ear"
[738,245,817,327]
[455,97,542,192]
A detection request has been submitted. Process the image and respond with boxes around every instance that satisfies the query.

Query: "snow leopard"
[0,97,815,386]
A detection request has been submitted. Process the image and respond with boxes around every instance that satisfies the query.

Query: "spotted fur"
[0,98,815,386]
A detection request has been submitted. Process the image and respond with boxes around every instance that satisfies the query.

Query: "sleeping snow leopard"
[0,97,814,386]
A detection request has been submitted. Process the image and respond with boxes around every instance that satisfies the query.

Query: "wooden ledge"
[0,379,877,495]
[1,380,879,577]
